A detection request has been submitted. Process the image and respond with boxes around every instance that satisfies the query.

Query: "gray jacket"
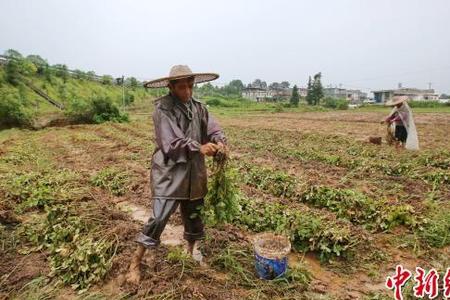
[150,94,226,200]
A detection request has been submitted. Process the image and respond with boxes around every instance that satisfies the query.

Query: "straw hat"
[385,95,409,106]
[143,65,219,88]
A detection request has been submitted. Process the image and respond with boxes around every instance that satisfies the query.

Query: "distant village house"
[241,87,275,102]
[323,87,368,104]
[372,86,439,103]
[241,86,307,102]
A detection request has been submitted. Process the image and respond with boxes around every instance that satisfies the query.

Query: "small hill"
[0,49,158,128]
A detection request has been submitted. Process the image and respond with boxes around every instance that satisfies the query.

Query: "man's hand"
[215,142,230,160]
[200,143,219,156]
[217,142,227,151]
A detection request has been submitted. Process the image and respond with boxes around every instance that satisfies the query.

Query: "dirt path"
[116,201,184,247]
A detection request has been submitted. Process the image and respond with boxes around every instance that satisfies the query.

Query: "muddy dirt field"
[1,109,449,299]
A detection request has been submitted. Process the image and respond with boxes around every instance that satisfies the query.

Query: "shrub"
[206,97,241,107]
[65,96,128,124]
[272,103,285,112]
[323,97,349,110]
[408,100,444,108]
[4,57,37,85]
[124,91,135,106]
[0,89,33,128]
[101,75,113,85]
[204,96,251,108]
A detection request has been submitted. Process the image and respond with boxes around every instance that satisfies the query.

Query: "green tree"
[54,64,69,83]
[73,69,87,80]
[312,72,323,105]
[115,77,124,85]
[220,79,244,96]
[269,82,281,90]
[4,60,21,85]
[4,49,23,59]
[306,76,314,105]
[280,81,290,89]
[101,75,114,85]
[125,77,139,89]
[196,82,218,97]
[26,54,48,76]
[86,71,96,81]
[4,57,36,85]
[228,79,244,90]
[306,73,324,105]
[290,85,300,106]
[251,79,267,89]
[42,65,54,82]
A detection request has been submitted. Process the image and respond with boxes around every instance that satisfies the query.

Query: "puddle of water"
[117,202,148,223]
[117,201,184,246]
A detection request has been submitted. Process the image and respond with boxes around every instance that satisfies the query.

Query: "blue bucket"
[254,233,291,280]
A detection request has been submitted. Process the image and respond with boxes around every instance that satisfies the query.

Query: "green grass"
[355,105,450,113]
[208,101,330,116]
[419,206,450,247]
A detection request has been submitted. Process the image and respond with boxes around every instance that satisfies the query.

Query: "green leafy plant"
[22,205,118,291]
[236,196,361,261]
[302,186,377,223]
[203,151,241,225]
[419,208,450,247]
[2,169,82,212]
[377,204,417,231]
[243,165,298,198]
[90,167,129,196]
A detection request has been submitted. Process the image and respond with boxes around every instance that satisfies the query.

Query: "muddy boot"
[186,240,206,267]
[125,245,146,285]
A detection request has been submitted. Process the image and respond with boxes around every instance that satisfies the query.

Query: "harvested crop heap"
[203,147,240,225]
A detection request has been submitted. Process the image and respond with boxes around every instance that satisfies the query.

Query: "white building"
[324,88,367,103]
[242,87,275,102]
[372,87,439,103]
[242,86,308,102]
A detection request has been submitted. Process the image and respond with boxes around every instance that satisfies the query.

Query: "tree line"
[1,49,140,88]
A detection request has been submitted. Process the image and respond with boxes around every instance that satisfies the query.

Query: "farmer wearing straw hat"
[125,65,228,284]
[381,95,419,150]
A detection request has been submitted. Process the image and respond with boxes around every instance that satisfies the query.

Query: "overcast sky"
[1,0,449,93]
